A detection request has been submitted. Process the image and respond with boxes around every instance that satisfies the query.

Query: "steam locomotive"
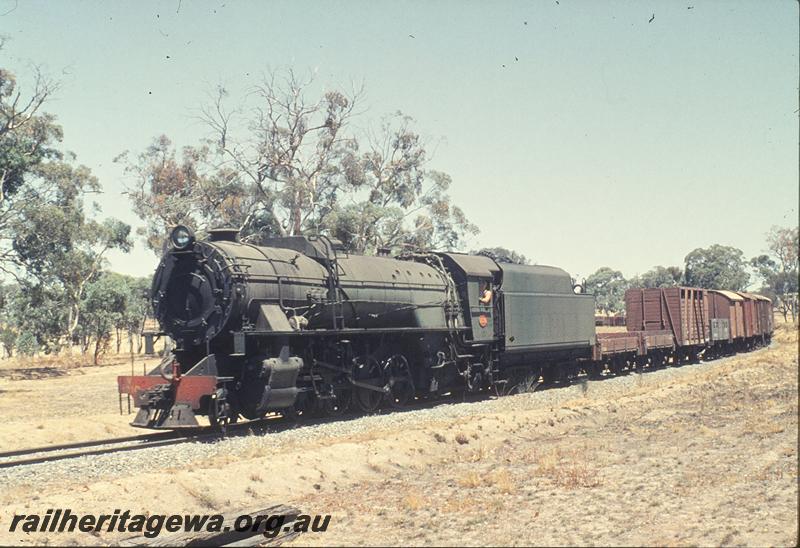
[118,226,772,429]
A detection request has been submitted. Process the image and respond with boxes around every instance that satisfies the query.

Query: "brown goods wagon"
[759,295,774,334]
[749,293,773,336]
[625,287,709,346]
[737,292,759,338]
[708,290,745,341]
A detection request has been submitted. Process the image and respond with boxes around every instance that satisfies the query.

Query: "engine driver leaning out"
[479,282,492,305]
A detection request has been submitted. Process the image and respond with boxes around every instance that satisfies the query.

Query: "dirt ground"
[0,322,797,546]
[0,355,163,449]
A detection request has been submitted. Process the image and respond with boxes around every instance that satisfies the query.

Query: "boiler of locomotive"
[151,226,455,349]
[150,225,330,347]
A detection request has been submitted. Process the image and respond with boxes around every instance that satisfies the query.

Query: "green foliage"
[15,331,39,357]
[585,267,628,315]
[7,142,132,344]
[119,71,478,255]
[750,226,799,320]
[0,327,15,357]
[630,265,683,288]
[80,272,131,364]
[471,247,530,265]
[3,282,66,353]
[0,53,133,348]
[0,65,61,203]
[122,275,151,335]
[0,61,63,277]
[683,244,749,291]
[0,282,15,356]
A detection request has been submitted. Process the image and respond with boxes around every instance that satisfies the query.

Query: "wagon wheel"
[586,363,604,380]
[384,354,415,408]
[352,356,384,413]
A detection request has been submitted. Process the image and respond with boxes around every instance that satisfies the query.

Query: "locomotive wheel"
[321,385,352,417]
[291,391,319,419]
[352,356,384,413]
[384,355,414,408]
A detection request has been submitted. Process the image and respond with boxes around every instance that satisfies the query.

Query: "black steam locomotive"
[118,226,596,429]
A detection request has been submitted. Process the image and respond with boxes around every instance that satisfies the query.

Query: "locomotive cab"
[434,253,500,343]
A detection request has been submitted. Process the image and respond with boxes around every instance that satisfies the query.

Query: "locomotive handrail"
[238,326,469,336]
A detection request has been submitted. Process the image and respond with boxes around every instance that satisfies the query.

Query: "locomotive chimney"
[208,227,241,243]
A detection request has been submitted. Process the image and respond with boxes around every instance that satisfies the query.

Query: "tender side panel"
[501,263,595,352]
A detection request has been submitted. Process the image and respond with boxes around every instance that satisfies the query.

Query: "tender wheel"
[352,356,384,413]
[541,365,558,385]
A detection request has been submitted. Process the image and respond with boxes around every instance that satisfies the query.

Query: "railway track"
[0,431,204,470]
[0,391,491,470]
[0,349,766,471]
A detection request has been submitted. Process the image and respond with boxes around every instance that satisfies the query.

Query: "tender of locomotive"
[118,226,773,430]
[118,226,595,429]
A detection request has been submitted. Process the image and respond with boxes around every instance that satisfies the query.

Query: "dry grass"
[490,468,516,494]
[456,468,517,494]
[401,492,426,511]
[179,482,220,510]
[366,461,385,474]
[467,445,490,462]
[457,471,483,489]
[532,447,603,489]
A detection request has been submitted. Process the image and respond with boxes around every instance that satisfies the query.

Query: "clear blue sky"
[2,0,797,282]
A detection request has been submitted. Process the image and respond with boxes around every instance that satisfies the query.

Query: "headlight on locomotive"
[170,225,195,250]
